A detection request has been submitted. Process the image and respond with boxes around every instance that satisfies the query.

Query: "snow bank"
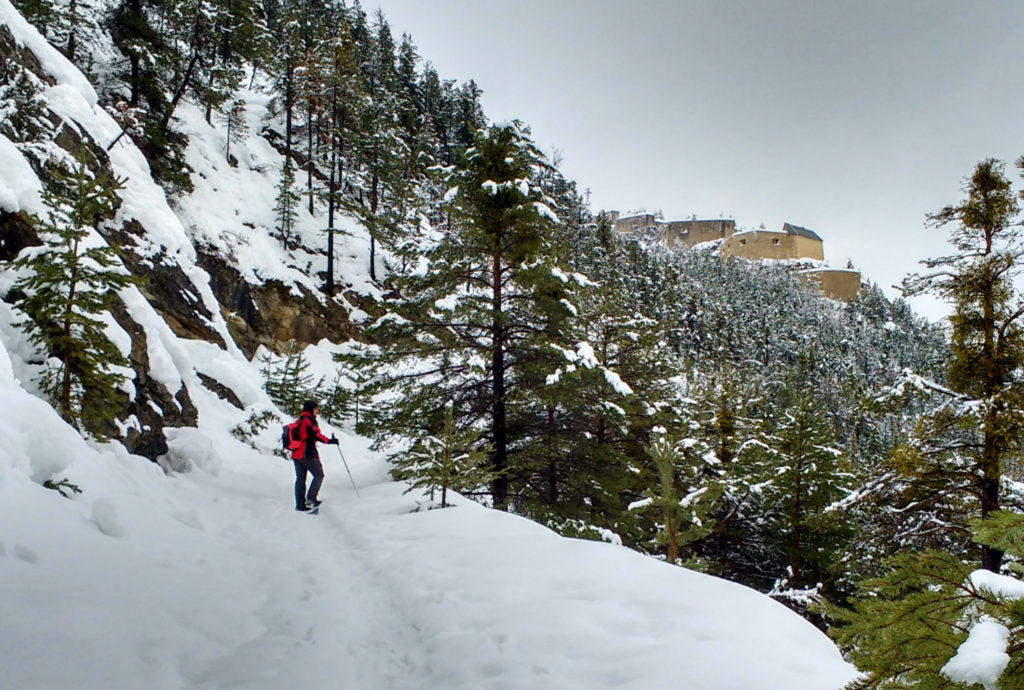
[0,383,858,690]
[0,315,858,689]
[0,134,42,214]
[0,0,97,104]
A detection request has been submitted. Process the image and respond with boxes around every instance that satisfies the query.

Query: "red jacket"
[292,411,330,460]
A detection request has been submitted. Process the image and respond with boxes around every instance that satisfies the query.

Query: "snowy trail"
[172,449,858,690]
[178,465,438,690]
[2,421,856,690]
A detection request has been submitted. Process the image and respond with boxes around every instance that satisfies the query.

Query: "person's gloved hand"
[329,436,340,445]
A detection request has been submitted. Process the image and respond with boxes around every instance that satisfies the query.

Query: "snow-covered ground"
[0,2,859,687]
[0,339,857,690]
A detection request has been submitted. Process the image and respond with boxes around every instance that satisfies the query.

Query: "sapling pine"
[391,401,492,508]
[12,152,137,436]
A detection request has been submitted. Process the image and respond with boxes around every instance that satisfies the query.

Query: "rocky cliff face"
[0,14,364,460]
[197,250,359,359]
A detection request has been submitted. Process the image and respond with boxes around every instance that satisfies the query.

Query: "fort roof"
[783,223,823,241]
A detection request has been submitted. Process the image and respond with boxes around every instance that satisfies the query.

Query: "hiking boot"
[307,499,322,507]
[295,505,311,512]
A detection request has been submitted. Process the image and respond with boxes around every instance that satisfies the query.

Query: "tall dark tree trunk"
[326,145,336,295]
[307,107,315,213]
[547,407,557,504]
[791,455,804,585]
[491,249,508,509]
[59,239,81,425]
[65,0,79,62]
[369,172,379,282]
[284,51,293,157]
[979,224,1004,572]
[162,50,200,130]
[981,474,1002,571]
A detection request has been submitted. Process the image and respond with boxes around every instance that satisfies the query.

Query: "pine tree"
[0,65,53,147]
[314,8,361,293]
[13,0,101,69]
[341,122,573,510]
[341,10,415,283]
[261,340,321,416]
[897,158,1024,573]
[11,0,55,35]
[273,157,301,248]
[643,432,684,563]
[741,397,853,599]
[828,512,1024,689]
[11,153,137,436]
[223,98,249,164]
[390,401,492,508]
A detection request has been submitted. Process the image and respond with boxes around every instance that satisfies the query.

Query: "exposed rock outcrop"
[104,220,226,347]
[109,300,199,460]
[0,210,39,261]
[198,249,358,357]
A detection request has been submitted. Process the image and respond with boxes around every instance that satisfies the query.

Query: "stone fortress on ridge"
[606,212,862,301]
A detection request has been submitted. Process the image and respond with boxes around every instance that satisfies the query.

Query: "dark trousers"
[293,455,325,507]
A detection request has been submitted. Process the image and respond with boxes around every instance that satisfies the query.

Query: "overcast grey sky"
[375,0,1024,320]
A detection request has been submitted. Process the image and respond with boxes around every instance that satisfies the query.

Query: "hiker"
[290,400,339,512]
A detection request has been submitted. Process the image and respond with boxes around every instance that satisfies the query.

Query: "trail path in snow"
[169,450,857,690]
[179,465,438,690]
[3,430,856,690]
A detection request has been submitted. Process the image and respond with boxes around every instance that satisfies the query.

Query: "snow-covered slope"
[0,339,857,689]
[0,3,858,688]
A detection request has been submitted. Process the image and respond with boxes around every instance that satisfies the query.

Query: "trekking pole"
[333,439,361,497]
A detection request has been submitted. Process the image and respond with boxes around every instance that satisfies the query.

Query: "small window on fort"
[739,239,746,245]
[772,238,780,245]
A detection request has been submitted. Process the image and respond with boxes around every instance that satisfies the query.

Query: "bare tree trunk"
[491,249,508,509]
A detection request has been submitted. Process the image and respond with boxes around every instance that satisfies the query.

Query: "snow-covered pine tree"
[528,235,678,535]
[311,6,361,293]
[642,431,685,563]
[12,0,102,69]
[342,10,417,283]
[390,401,492,508]
[273,156,301,248]
[741,396,853,601]
[11,0,54,35]
[105,0,193,193]
[894,158,1024,574]
[342,122,573,510]
[826,159,1024,684]
[261,341,321,417]
[223,98,249,164]
[0,62,53,149]
[10,152,137,436]
[828,511,1024,689]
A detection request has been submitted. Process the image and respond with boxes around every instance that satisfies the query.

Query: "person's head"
[302,400,319,415]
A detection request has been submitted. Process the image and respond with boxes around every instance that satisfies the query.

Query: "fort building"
[797,268,863,302]
[606,211,862,302]
[611,213,736,250]
[719,224,824,262]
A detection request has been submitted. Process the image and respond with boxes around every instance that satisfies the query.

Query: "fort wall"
[798,269,862,302]
[720,230,824,262]
[659,219,736,249]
